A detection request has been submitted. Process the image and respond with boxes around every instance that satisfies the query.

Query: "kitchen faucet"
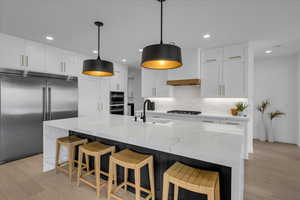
[141,99,152,123]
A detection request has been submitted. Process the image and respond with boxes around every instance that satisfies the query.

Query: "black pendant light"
[82,21,114,76]
[141,0,182,70]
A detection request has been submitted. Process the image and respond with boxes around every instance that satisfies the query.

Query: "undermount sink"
[134,117,173,126]
[147,118,173,125]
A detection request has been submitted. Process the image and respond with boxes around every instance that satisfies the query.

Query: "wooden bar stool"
[77,141,116,197]
[162,162,220,200]
[55,135,88,182]
[107,149,155,200]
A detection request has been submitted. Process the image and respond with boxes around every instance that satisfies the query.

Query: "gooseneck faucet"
[141,99,152,123]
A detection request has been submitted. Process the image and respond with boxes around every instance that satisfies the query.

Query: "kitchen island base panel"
[69,131,231,200]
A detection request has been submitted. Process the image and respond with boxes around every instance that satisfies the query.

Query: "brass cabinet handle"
[228,56,242,60]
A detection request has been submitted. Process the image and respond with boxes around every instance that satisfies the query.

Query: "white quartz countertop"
[44,114,244,167]
[136,110,249,122]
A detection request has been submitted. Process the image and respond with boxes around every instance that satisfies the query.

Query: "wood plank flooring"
[0,140,299,200]
[245,140,300,200]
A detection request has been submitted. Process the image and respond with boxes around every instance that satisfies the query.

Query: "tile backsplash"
[148,86,247,115]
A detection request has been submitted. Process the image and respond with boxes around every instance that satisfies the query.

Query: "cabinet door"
[201,62,221,97]
[141,68,156,97]
[155,71,170,97]
[0,33,25,70]
[64,51,81,76]
[99,79,110,114]
[223,61,246,97]
[24,40,46,72]
[202,48,223,64]
[168,48,200,80]
[223,44,245,62]
[45,46,64,75]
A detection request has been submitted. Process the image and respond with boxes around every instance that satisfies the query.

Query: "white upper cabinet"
[0,33,25,70]
[223,44,245,62]
[142,68,170,98]
[222,60,246,97]
[24,40,46,72]
[63,51,81,76]
[201,62,221,97]
[167,48,200,80]
[109,64,128,92]
[201,44,248,98]
[45,46,65,75]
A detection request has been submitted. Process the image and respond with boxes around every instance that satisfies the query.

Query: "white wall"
[254,55,298,144]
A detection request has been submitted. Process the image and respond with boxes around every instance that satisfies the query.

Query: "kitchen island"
[43,114,244,200]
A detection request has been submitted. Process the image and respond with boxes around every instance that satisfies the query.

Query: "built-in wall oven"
[110,91,124,115]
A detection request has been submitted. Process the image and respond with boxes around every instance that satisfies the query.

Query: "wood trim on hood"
[166,79,201,86]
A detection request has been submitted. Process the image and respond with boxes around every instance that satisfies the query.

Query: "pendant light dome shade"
[82,21,114,77]
[141,44,182,70]
[82,59,113,76]
[141,0,182,70]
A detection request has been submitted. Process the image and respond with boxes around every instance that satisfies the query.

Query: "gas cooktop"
[166,110,202,115]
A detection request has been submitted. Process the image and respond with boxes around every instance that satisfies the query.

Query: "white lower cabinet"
[142,68,170,98]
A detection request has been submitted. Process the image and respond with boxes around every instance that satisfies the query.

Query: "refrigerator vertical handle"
[48,87,52,120]
[42,87,47,121]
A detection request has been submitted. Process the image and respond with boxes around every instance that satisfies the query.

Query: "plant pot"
[266,121,275,142]
[230,108,238,116]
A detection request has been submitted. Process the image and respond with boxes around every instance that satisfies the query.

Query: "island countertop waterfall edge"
[43,115,245,200]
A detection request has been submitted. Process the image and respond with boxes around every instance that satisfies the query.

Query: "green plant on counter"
[257,99,270,113]
[269,111,285,120]
[235,102,248,112]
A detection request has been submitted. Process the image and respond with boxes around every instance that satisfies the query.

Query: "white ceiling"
[1,0,300,67]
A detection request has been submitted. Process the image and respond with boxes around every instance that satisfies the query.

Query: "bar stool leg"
[134,168,141,200]
[68,145,74,182]
[148,159,155,200]
[162,174,169,200]
[77,149,83,186]
[207,189,215,200]
[215,178,220,200]
[55,142,61,174]
[124,167,128,191]
[107,158,114,200]
[174,185,178,200]
[95,156,101,197]
[85,154,90,172]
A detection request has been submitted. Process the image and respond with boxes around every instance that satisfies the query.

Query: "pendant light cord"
[160,0,163,45]
[97,24,101,60]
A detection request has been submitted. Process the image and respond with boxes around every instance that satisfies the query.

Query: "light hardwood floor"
[0,140,299,200]
[245,140,300,200]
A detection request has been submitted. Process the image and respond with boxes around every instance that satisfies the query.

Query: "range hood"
[166,79,201,86]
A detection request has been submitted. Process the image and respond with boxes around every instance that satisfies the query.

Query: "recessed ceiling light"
[265,50,272,54]
[121,59,127,62]
[92,50,98,54]
[46,36,54,41]
[203,34,211,39]
[139,49,143,52]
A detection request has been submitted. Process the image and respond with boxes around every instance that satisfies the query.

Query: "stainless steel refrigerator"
[0,69,78,164]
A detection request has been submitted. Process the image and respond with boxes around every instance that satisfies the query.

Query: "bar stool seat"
[162,162,220,200]
[55,135,88,182]
[108,149,155,200]
[77,141,115,197]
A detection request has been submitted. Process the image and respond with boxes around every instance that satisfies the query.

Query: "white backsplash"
[148,86,247,115]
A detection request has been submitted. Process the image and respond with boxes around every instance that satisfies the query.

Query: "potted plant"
[235,102,248,116]
[267,111,285,142]
[257,100,270,141]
